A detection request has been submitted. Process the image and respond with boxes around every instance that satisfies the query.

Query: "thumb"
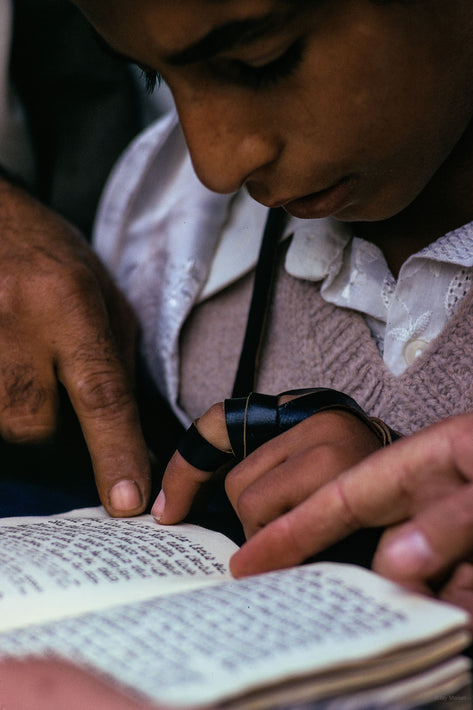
[151,450,214,523]
[152,402,231,524]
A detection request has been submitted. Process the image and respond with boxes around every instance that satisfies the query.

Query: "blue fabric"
[0,439,99,518]
[0,478,99,517]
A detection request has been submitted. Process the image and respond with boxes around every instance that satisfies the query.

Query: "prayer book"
[0,506,469,709]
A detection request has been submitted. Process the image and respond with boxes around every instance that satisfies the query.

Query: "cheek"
[284,51,472,220]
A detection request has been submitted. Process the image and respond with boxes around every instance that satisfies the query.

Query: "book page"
[0,562,468,708]
[271,657,471,710]
[0,507,238,631]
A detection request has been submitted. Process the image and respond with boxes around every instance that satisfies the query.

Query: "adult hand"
[230,413,473,616]
[0,177,150,515]
[0,658,161,710]
[153,394,381,539]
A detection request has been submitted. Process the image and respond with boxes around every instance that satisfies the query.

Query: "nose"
[175,92,281,194]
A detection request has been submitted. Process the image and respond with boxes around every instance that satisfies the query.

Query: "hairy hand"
[0,178,150,515]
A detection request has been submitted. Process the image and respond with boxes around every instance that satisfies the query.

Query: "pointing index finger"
[230,416,473,576]
[230,473,360,576]
[59,336,151,517]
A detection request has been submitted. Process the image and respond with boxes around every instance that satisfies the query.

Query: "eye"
[214,38,305,90]
[140,68,163,95]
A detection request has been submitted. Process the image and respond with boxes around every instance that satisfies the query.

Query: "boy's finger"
[152,450,213,523]
[153,402,230,523]
[224,412,349,506]
[225,410,381,534]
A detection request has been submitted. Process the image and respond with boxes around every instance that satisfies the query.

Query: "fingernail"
[110,480,142,512]
[151,489,166,521]
[385,530,433,575]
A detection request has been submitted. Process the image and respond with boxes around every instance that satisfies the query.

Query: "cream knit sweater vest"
[179,252,473,435]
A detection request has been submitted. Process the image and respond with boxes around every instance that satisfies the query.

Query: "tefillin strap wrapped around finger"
[224,388,401,460]
[177,388,401,471]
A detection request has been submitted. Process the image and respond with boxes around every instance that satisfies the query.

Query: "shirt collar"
[199,184,473,303]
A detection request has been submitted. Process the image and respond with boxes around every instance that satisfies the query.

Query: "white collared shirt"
[200,190,473,376]
[93,113,473,421]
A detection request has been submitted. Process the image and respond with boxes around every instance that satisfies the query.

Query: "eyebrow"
[163,11,294,67]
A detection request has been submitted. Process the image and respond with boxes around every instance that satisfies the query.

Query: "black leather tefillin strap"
[224,388,401,461]
[177,207,401,472]
[231,207,288,398]
[177,207,287,471]
[179,386,401,470]
[177,422,234,472]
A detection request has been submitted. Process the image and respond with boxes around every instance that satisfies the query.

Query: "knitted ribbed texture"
[179,251,473,435]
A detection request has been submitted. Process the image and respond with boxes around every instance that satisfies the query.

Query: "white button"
[403,339,429,365]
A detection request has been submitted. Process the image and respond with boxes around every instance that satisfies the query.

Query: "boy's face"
[75,0,473,224]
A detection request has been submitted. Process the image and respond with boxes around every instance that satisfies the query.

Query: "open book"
[0,506,470,709]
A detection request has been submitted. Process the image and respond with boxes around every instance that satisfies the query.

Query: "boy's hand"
[0,178,151,516]
[230,413,473,615]
[153,395,381,539]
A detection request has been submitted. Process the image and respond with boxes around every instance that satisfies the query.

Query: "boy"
[74,0,473,618]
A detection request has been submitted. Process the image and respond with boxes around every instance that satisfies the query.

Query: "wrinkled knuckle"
[74,371,133,417]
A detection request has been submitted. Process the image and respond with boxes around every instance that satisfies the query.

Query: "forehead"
[76,0,287,58]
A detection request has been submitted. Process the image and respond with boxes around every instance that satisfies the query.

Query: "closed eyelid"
[210,37,305,90]
[163,10,299,67]
[219,33,297,66]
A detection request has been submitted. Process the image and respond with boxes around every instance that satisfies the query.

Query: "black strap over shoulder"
[176,210,401,475]
[232,207,288,398]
